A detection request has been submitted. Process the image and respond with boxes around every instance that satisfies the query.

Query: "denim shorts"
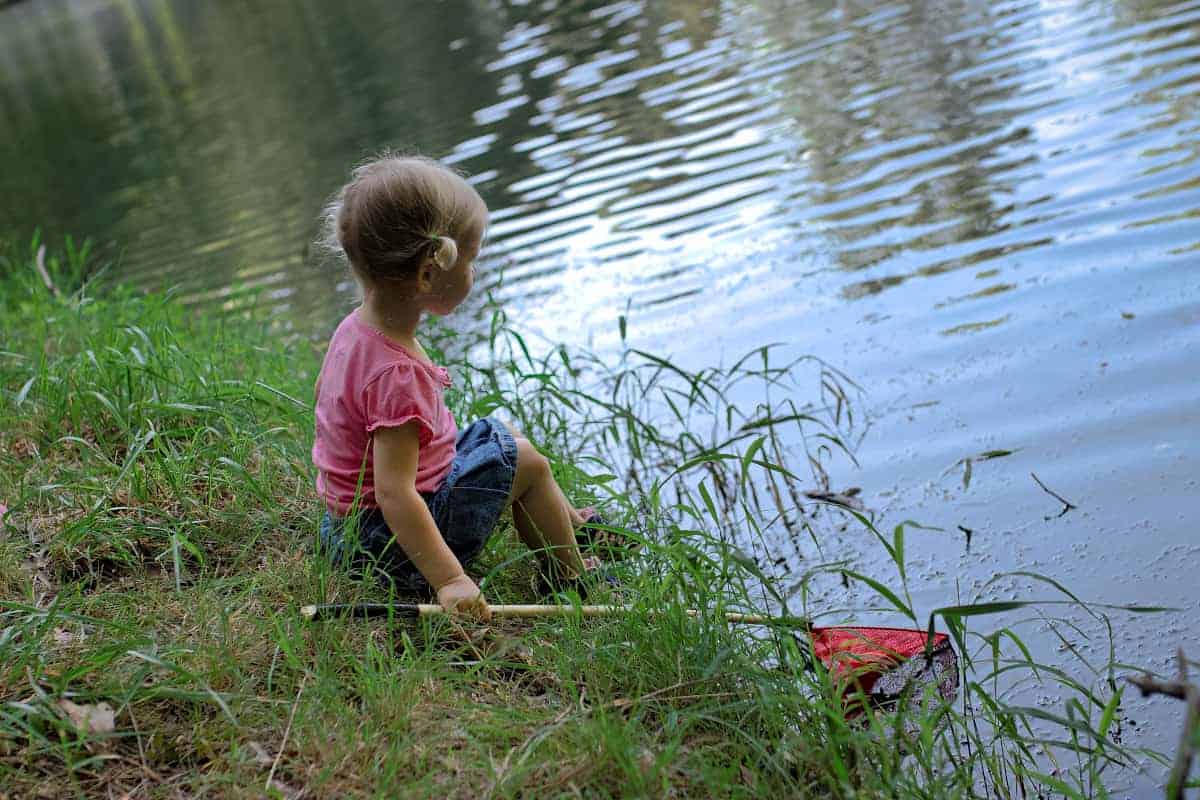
[319,416,518,596]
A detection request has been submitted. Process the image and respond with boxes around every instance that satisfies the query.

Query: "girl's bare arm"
[372,423,489,618]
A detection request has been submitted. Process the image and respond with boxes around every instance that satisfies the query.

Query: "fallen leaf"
[638,748,656,776]
[247,740,273,768]
[483,632,535,664]
[57,698,116,737]
[267,779,300,799]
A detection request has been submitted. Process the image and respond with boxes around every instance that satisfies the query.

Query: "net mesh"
[810,626,960,714]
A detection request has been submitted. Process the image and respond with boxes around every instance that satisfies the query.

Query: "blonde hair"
[319,154,487,283]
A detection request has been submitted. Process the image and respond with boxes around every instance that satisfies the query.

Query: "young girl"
[312,155,602,621]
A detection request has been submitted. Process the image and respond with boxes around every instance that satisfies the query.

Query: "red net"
[811,626,959,713]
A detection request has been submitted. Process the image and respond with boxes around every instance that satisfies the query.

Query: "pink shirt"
[312,309,458,514]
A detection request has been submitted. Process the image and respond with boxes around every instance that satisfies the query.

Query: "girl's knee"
[514,437,550,490]
[500,419,527,441]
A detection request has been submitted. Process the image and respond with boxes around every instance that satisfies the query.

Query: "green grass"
[0,236,1171,798]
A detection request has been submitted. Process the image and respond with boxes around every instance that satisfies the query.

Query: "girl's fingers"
[460,597,491,622]
[452,594,491,622]
[475,600,493,622]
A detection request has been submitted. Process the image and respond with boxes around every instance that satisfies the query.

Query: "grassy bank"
[0,238,1167,798]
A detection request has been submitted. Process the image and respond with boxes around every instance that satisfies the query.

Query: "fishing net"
[810,626,960,715]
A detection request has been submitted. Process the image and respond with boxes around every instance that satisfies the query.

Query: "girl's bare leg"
[500,422,587,527]
[508,436,587,577]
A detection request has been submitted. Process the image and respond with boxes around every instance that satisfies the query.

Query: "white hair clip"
[431,235,458,271]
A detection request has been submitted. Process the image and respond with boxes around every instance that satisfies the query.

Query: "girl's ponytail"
[429,235,458,271]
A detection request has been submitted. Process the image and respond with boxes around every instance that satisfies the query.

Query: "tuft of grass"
[0,238,1170,797]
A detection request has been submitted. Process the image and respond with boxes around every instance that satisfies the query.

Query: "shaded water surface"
[2,0,1198,786]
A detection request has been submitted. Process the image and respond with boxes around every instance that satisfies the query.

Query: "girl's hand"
[436,574,491,622]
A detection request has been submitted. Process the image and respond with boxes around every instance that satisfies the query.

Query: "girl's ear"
[416,261,435,293]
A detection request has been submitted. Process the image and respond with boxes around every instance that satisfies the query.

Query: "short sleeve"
[361,363,438,445]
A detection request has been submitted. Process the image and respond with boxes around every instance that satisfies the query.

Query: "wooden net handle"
[299,603,775,625]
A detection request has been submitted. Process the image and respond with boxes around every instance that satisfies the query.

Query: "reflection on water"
[1,0,1196,339]
[2,0,1198,779]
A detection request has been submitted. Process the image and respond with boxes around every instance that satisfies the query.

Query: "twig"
[266,673,307,793]
[449,618,488,662]
[1030,472,1076,519]
[126,704,161,781]
[1126,650,1198,800]
[117,756,163,784]
[34,245,62,300]
[611,691,740,709]
[607,676,721,710]
[957,525,973,552]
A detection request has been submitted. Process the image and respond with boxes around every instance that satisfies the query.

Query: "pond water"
[2,0,1198,789]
